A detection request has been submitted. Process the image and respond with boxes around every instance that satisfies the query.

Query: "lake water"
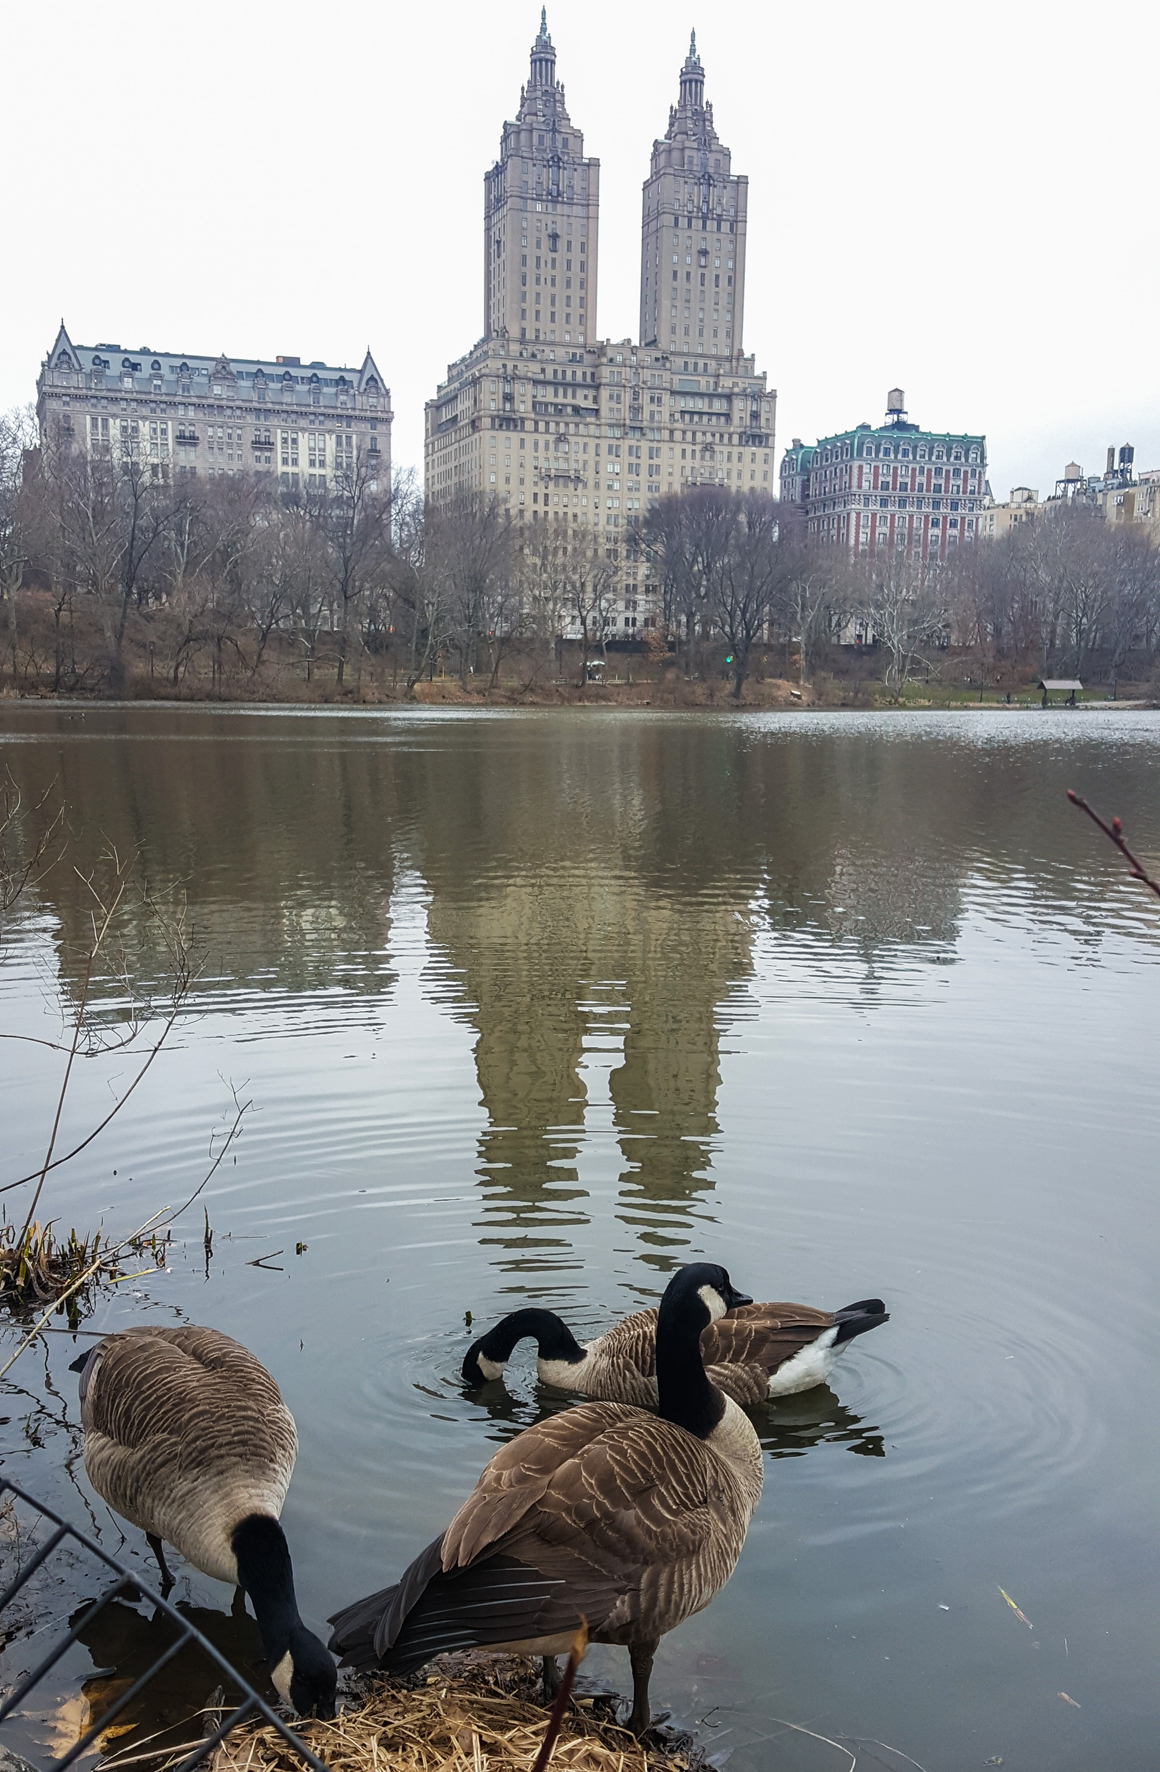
[1,704,1158,1772]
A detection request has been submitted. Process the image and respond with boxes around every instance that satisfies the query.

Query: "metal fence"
[0,1478,326,1772]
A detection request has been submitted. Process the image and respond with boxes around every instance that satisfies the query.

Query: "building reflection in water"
[416,729,759,1279]
[6,704,1154,1292]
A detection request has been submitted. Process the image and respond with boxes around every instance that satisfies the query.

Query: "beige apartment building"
[37,324,392,495]
[977,484,1040,540]
[425,18,775,637]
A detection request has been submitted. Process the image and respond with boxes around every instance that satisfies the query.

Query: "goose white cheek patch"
[697,1284,728,1322]
[270,1650,294,1704]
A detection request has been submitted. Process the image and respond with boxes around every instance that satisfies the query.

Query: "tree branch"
[1067,790,1160,901]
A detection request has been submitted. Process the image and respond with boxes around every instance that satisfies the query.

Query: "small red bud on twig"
[1067,792,1160,902]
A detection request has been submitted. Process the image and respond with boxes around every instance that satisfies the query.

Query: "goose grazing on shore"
[70,1325,336,1720]
[328,1263,763,1737]
[461,1294,888,1406]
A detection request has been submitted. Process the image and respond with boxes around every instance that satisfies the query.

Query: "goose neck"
[481,1308,585,1365]
[232,1513,303,1662]
[655,1299,724,1439]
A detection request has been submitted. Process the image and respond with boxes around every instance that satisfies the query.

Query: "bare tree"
[855,548,948,696]
[518,523,573,687]
[385,474,442,695]
[317,444,393,689]
[0,407,41,679]
[42,415,174,693]
[566,535,618,684]
[431,493,516,688]
[641,487,735,676]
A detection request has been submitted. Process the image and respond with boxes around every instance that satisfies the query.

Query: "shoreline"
[0,684,1154,714]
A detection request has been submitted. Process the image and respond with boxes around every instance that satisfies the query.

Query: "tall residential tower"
[484,10,600,346]
[639,33,748,360]
[425,20,775,637]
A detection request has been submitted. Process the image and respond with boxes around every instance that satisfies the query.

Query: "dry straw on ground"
[208,1657,698,1772]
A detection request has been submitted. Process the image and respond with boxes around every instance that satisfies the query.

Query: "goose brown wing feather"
[440,1404,752,1644]
[598,1308,660,1379]
[700,1303,836,1372]
[80,1326,296,1581]
[498,1419,751,1641]
[442,1401,634,1569]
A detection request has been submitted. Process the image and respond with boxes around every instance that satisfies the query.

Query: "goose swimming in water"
[461,1295,888,1405]
[329,1263,764,1737]
[71,1325,336,1720]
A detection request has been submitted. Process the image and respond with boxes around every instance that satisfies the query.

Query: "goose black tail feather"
[328,1539,592,1674]
[832,1299,889,1344]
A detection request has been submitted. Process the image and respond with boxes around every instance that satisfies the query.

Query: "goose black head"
[461,1336,507,1387]
[661,1261,752,1330]
[271,1624,337,1720]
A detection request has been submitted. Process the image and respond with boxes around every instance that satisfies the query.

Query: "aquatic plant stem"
[0,1208,167,1382]
[1067,790,1160,901]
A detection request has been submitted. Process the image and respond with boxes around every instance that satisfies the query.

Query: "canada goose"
[70,1325,336,1720]
[461,1295,888,1405]
[329,1262,763,1737]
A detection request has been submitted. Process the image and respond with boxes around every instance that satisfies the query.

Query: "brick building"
[779,391,985,564]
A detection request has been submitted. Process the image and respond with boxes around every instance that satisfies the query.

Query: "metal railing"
[0,1478,326,1772]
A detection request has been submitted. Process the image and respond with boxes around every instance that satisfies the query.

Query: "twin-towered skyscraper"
[478,15,751,361]
[425,15,776,632]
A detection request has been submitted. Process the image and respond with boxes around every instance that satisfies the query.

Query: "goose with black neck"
[330,1262,764,1737]
[462,1291,889,1405]
[71,1325,336,1719]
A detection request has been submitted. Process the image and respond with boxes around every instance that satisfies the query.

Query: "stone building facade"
[779,392,986,565]
[425,19,775,637]
[37,323,392,495]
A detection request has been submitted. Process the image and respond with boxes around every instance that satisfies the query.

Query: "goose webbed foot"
[627,1641,657,1738]
[541,1655,561,1702]
[146,1533,174,1595]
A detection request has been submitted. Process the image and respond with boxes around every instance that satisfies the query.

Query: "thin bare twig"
[838,1735,931,1772]
[18,856,133,1240]
[1068,790,1160,901]
[0,771,65,915]
[0,995,186,1196]
[0,1089,250,1382]
[756,1718,857,1770]
[2,872,196,1199]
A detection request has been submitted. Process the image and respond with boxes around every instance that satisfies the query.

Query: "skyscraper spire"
[679,30,705,107]
[482,13,600,345]
[529,7,556,85]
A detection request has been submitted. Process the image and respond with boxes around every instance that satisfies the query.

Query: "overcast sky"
[8,0,1159,498]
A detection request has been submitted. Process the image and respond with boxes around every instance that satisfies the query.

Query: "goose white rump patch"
[767,1325,841,1396]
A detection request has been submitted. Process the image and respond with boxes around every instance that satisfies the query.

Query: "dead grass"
[0,1218,119,1319]
[208,1657,700,1772]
